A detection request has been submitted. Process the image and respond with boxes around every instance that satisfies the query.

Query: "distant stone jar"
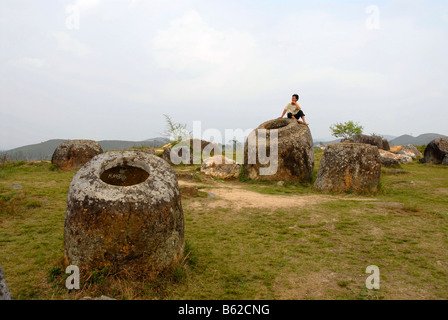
[382,139,391,151]
[420,138,448,165]
[64,150,185,275]
[162,139,221,165]
[314,143,382,193]
[379,149,412,165]
[243,119,314,182]
[200,155,241,179]
[52,139,103,170]
[353,134,384,150]
[397,145,423,159]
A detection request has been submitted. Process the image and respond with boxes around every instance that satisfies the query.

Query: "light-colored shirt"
[284,102,301,115]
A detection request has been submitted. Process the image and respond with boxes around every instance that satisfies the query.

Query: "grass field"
[1,150,447,300]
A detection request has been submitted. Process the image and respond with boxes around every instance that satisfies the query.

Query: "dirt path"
[178,179,377,211]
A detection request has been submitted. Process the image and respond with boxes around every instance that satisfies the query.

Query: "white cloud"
[72,0,141,11]
[296,67,388,89]
[69,0,142,19]
[149,10,277,102]
[72,0,102,12]
[125,92,154,104]
[152,10,256,74]
[6,57,46,69]
[52,32,100,58]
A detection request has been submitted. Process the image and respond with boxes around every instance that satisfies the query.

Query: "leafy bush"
[330,121,364,140]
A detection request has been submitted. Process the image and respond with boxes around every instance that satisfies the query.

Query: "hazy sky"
[1,0,448,150]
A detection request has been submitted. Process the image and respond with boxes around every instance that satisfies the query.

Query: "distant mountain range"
[0,137,170,161]
[388,133,447,146]
[2,133,446,161]
[314,133,447,147]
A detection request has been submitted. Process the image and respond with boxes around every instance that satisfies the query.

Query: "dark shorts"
[287,110,305,119]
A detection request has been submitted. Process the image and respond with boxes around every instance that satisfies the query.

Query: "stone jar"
[314,143,382,193]
[64,150,185,275]
[243,119,314,182]
[421,138,448,165]
[52,139,103,170]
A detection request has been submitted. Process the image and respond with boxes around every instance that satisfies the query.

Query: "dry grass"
[1,154,447,300]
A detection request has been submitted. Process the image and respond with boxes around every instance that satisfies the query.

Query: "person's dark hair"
[292,94,299,100]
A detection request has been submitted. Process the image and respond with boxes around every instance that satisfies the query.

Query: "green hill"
[390,133,447,146]
[0,137,170,161]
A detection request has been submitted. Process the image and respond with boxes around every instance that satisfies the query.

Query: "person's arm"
[278,109,287,119]
[292,102,301,110]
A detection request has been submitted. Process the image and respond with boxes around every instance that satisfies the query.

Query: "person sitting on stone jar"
[278,94,309,125]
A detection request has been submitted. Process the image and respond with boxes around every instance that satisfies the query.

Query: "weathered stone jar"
[162,138,221,165]
[200,155,241,179]
[353,134,384,150]
[64,150,185,275]
[421,138,448,165]
[243,119,314,182]
[314,143,382,193]
[52,139,103,170]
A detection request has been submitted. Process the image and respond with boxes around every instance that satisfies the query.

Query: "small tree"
[329,121,364,140]
[370,132,383,139]
[162,114,191,142]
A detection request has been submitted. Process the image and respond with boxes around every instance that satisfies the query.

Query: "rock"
[390,145,403,153]
[11,185,22,189]
[162,139,221,165]
[243,119,314,182]
[379,156,402,168]
[64,150,185,276]
[277,181,285,187]
[382,139,391,151]
[208,192,216,198]
[397,145,423,159]
[0,264,12,300]
[162,147,174,164]
[398,155,413,163]
[200,156,241,179]
[52,140,103,170]
[379,150,412,166]
[314,143,381,193]
[421,138,448,165]
[353,134,383,149]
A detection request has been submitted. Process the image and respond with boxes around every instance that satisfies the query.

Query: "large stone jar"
[52,139,103,170]
[314,143,381,193]
[64,150,185,275]
[243,119,314,182]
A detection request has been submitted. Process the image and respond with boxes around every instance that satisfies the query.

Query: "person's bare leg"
[293,116,303,124]
[301,116,309,126]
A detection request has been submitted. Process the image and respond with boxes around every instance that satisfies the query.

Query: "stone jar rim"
[67,150,179,205]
